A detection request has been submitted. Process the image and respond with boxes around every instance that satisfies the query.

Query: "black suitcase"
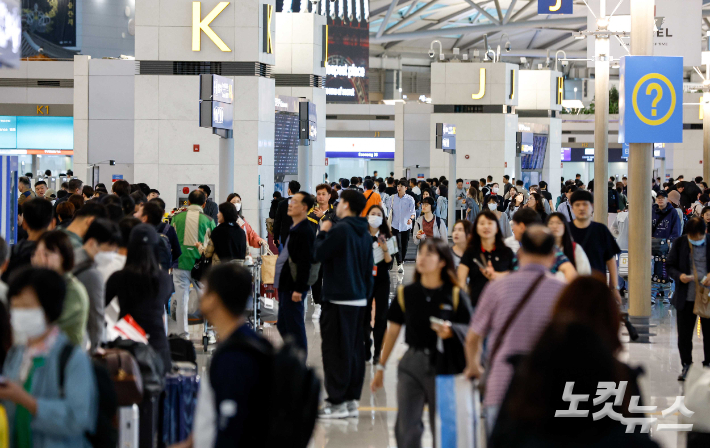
[168,334,197,364]
[140,392,161,448]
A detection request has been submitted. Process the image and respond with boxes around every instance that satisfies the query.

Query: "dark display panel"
[24,0,76,46]
[521,135,548,170]
[274,112,299,178]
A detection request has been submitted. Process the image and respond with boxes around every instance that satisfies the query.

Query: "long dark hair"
[226,193,243,217]
[414,238,459,287]
[546,212,576,268]
[124,226,161,297]
[365,204,392,238]
[466,210,506,255]
[528,192,545,214]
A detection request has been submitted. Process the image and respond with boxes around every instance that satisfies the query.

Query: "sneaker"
[678,363,692,381]
[318,403,349,419]
[346,400,359,418]
[398,265,404,274]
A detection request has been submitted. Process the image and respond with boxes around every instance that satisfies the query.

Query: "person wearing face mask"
[484,183,504,212]
[0,268,98,448]
[667,217,710,381]
[31,231,89,346]
[140,200,182,268]
[413,197,448,246]
[486,196,512,239]
[227,193,267,249]
[75,219,121,353]
[364,204,394,364]
[196,202,247,264]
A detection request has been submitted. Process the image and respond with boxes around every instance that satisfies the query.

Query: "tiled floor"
[183,263,704,448]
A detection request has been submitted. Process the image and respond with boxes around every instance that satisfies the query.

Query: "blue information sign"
[538,0,573,14]
[211,101,233,130]
[619,56,683,144]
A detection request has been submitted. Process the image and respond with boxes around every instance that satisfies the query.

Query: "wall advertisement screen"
[0,116,73,153]
[325,138,394,159]
[24,0,77,47]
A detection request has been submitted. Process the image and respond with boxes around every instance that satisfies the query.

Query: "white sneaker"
[398,265,404,274]
[318,403,349,419]
[312,304,322,320]
[346,400,359,418]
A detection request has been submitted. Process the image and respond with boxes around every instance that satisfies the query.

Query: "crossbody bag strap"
[486,273,545,375]
[689,239,704,293]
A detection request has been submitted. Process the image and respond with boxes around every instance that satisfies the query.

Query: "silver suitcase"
[119,405,140,448]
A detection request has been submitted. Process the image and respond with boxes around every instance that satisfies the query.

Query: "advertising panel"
[23,0,76,47]
[325,138,394,159]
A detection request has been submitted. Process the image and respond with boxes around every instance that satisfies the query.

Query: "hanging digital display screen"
[24,0,77,47]
[274,113,299,177]
[0,116,73,151]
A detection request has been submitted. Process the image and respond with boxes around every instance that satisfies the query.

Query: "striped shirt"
[470,263,566,407]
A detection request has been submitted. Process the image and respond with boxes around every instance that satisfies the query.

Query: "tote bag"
[261,248,278,285]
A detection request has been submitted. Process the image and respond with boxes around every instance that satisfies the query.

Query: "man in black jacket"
[273,180,301,248]
[314,190,374,419]
[199,185,219,222]
[2,198,53,282]
[275,191,315,355]
[667,217,710,381]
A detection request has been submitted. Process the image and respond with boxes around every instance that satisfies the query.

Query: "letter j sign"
[619,55,683,144]
[538,0,573,14]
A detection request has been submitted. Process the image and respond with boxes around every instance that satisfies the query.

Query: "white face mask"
[368,215,383,229]
[488,203,498,211]
[94,251,116,267]
[11,308,47,345]
[492,187,499,194]
[234,203,242,212]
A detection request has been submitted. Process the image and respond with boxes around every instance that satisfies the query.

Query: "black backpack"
[156,223,173,270]
[216,336,320,448]
[59,344,118,448]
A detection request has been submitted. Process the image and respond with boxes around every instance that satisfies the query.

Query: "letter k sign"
[193,2,231,52]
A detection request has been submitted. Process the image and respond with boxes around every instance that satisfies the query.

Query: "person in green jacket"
[31,231,89,346]
[171,189,216,337]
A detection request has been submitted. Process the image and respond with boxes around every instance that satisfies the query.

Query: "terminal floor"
[180,264,702,448]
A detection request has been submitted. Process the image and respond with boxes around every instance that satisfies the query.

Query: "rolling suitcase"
[119,405,140,448]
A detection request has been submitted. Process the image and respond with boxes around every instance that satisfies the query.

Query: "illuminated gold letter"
[557,77,564,105]
[509,69,515,100]
[193,2,231,52]
[471,68,486,100]
[549,0,562,12]
[265,4,273,54]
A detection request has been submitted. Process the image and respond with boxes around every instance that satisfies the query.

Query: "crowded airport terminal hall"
[2,0,710,447]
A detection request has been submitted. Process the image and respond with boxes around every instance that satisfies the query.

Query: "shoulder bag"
[689,239,710,318]
[478,273,545,394]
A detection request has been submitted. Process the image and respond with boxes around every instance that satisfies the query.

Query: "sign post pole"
[704,90,710,182]
[593,0,609,225]
[627,0,655,341]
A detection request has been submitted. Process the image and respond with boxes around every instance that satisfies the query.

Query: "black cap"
[657,190,668,198]
[129,223,159,247]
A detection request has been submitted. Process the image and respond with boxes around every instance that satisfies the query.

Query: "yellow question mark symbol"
[646,83,663,117]
[549,0,562,11]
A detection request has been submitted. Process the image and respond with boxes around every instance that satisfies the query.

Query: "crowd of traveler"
[0,170,708,447]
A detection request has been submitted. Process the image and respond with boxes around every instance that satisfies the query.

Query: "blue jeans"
[277,289,308,356]
[173,268,201,335]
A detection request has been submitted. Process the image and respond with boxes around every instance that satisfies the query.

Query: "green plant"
[560,86,619,114]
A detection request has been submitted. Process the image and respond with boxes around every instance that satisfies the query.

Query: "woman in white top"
[547,212,592,277]
[485,195,512,239]
[413,197,447,245]
[451,220,473,269]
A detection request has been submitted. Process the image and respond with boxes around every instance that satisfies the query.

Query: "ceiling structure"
[367,0,710,66]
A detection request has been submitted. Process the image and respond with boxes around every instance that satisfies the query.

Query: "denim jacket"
[2,330,97,448]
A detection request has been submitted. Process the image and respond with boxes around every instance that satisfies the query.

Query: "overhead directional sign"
[619,56,683,144]
[539,0,573,14]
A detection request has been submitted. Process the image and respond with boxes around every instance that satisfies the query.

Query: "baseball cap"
[656,190,668,198]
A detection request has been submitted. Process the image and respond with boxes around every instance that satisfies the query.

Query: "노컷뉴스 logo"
[556,381,694,433]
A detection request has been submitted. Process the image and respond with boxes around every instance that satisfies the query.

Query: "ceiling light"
[597,17,610,29]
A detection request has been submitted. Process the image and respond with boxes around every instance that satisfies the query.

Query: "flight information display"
[274,112,299,177]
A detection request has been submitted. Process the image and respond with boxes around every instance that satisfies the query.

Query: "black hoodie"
[314,216,374,302]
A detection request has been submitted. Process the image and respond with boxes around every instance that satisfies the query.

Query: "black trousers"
[392,228,410,265]
[277,289,308,357]
[677,301,710,366]
[455,210,462,222]
[364,277,391,360]
[320,302,366,405]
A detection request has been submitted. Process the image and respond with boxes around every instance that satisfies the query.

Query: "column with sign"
[436,123,457,235]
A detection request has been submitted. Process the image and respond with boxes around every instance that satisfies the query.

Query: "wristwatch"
[376,364,386,372]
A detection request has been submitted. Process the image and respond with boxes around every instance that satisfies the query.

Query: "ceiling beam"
[370,0,409,17]
[463,0,500,25]
[493,0,504,22]
[502,0,519,24]
[370,16,586,43]
[385,0,442,34]
[377,0,401,38]
[509,0,536,22]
